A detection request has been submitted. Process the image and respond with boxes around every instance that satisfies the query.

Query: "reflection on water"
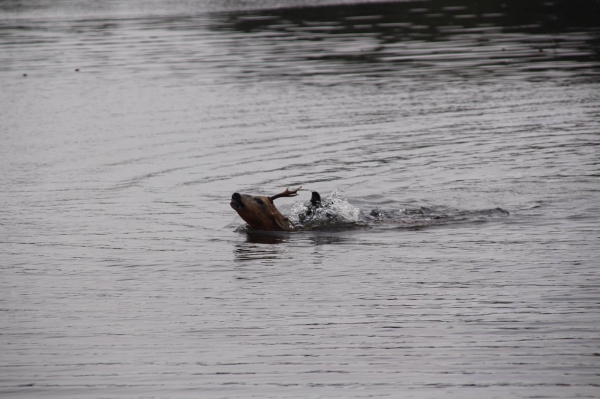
[209,0,600,85]
[235,230,352,263]
[1,1,600,399]
[234,241,282,263]
[1,0,598,85]
[243,231,288,245]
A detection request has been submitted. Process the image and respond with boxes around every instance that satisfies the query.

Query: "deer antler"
[269,186,302,202]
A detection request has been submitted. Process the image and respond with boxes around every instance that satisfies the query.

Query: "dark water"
[1,0,600,397]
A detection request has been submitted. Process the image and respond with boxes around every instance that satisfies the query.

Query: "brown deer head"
[230,187,301,231]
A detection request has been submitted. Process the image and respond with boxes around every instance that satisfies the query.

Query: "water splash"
[289,189,360,230]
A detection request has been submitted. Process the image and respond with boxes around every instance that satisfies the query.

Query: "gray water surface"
[1,0,600,398]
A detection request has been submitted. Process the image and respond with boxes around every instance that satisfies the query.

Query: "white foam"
[289,190,360,229]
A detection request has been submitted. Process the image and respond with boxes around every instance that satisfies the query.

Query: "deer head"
[230,186,301,231]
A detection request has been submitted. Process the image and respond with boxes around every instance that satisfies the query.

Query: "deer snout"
[230,192,244,210]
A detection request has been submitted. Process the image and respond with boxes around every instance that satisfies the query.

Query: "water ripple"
[1,1,599,398]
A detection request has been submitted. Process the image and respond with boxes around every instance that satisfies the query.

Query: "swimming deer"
[230,186,321,231]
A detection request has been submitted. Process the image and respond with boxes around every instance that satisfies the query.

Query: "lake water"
[1,0,599,398]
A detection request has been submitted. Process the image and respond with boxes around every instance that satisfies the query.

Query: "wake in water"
[287,190,509,231]
[365,205,510,229]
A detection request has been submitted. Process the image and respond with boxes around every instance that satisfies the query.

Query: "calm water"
[1,0,600,397]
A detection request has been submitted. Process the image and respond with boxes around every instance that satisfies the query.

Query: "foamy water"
[289,190,361,229]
